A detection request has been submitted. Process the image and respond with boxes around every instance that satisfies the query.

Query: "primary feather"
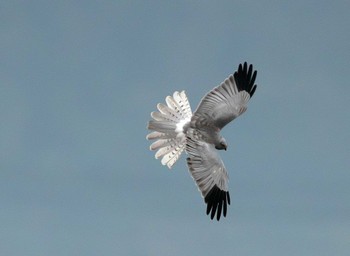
[146,62,258,220]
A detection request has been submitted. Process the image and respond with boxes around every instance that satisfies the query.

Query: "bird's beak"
[224,145,227,151]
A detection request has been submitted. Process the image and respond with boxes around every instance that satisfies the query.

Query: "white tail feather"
[157,103,181,120]
[151,111,179,122]
[146,131,173,140]
[147,90,192,168]
[161,144,185,167]
[150,139,177,151]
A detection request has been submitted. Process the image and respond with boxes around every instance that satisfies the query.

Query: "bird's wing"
[192,62,257,130]
[186,135,230,221]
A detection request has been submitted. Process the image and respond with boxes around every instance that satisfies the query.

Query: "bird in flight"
[146,62,257,220]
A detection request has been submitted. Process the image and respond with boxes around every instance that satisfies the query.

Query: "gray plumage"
[146,62,258,220]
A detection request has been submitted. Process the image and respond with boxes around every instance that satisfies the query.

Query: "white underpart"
[175,117,191,142]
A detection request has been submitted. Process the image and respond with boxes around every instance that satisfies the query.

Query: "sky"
[1,1,349,255]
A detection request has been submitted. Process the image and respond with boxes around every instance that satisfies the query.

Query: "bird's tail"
[147,91,192,168]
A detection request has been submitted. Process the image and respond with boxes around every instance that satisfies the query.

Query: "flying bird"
[146,62,257,220]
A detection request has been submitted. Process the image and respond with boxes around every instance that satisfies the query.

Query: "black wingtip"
[204,185,230,221]
[234,62,258,98]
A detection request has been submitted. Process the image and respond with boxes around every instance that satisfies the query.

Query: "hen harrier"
[146,62,257,220]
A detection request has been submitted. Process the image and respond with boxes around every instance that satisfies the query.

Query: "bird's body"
[147,62,258,220]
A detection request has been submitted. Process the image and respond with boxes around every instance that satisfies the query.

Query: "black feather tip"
[234,62,257,98]
[204,185,230,221]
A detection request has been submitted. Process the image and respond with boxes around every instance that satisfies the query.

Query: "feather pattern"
[192,62,257,130]
[146,62,258,220]
[186,134,230,221]
[147,91,193,168]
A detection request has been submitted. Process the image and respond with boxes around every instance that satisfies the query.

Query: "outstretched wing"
[186,135,230,221]
[192,62,257,130]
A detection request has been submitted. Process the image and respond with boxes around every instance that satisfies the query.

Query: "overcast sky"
[1,1,349,255]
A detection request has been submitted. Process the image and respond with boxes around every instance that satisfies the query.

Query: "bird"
[146,62,257,221]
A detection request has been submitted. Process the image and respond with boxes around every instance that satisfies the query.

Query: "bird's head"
[215,138,227,151]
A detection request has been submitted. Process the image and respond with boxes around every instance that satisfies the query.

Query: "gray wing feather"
[186,135,230,220]
[186,135,229,195]
[193,62,257,129]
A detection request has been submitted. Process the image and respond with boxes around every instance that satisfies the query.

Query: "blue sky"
[1,1,349,255]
